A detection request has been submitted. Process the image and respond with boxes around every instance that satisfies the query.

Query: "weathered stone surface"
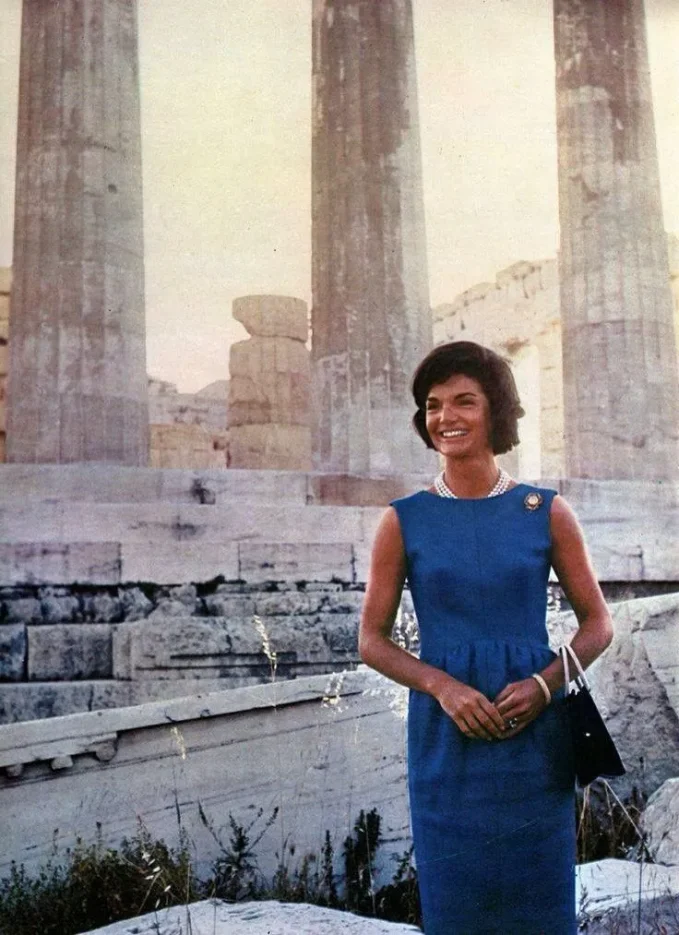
[40,594,81,623]
[150,424,226,470]
[551,593,679,795]
[7,0,149,466]
[3,597,41,623]
[554,0,679,480]
[205,592,256,618]
[0,679,253,723]
[121,542,239,585]
[228,423,312,471]
[0,623,26,680]
[643,778,679,865]
[0,543,121,586]
[112,615,359,681]
[147,599,195,620]
[576,858,679,934]
[311,0,433,474]
[0,670,410,890]
[81,592,123,623]
[0,464,311,506]
[27,624,112,680]
[239,543,354,584]
[119,587,153,621]
[81,900,421,935]
[227,297,311,470]
[148,380,228,431]
[233,295,308,342]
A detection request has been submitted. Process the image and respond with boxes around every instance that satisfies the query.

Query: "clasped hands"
[435,676,547,741]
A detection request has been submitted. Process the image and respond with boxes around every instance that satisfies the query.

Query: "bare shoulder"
[549,494,586,547]
[549,493,581,524]
[374,505,405,552]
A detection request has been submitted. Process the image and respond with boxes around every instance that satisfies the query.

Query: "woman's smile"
[425,373,491,456]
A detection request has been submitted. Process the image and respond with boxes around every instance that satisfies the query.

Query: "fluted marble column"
[6,0,149,464]
[554,0,679,480]
[311,0,433,474]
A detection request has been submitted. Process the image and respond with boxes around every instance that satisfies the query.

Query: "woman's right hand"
[434,675,507,741]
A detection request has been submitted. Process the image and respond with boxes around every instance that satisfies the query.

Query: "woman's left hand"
[493,679,547,738]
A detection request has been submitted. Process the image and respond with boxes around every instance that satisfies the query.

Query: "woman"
[359,341,614,935]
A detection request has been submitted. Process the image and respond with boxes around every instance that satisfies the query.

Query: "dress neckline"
[418,482,528,502]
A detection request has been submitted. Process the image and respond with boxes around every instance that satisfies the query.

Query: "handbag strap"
[560,643,591,692]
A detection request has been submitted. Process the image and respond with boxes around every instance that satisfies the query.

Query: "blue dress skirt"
[390,485,576,935]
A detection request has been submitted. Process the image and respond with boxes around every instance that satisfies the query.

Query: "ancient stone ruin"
[1,1,679,931]
[228,296,312,470]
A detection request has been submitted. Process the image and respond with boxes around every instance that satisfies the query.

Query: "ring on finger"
[507,717,519,729]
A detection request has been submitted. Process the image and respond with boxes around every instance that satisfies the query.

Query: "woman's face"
[424,373,493,457]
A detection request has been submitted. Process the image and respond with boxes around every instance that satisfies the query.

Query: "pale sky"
[1,0,678,392]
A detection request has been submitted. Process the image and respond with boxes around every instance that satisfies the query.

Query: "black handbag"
[560,644,626,787]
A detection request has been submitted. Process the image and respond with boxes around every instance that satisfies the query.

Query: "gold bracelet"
[531,672,551,705]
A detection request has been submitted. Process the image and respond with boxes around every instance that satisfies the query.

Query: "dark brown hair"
[411,341,525,454]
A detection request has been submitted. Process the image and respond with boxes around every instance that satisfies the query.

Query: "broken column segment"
[6,0,149,464]
[228,295,311,470]
[311,0,434,473]
[554,0,679,479]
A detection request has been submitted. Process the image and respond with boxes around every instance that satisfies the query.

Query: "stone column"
[0,269,10,463]
[554,0,679,480]
[311,0,433,474]
[6,0,149,464]
[228,296,312,470]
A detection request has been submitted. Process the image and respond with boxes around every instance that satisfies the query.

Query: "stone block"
[0,624,26,681]
[168,502,364,546]
[239,543,354,584]
[147,600,195,620]
[0,267,10,294]
[119,587,153,621]
[0,670,409,890]
[0,682,98,723]
[204,593,256,618]
[253,592,320,616]
[40,595,81,623]
[576,859,679,934]
[232,295,308,342]
[0,543,120,586]
[4,597,42,623]
[81,592,123,623]
[352,541,372,583]
[228,423,311,470]
[0,679,245,723]
[111,614,350,681]
[0,502,65,540]
[644,778,679,865]
[120,542,239,584]
[27,624,112,680]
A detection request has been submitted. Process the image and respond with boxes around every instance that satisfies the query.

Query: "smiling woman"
[359,340,614,934]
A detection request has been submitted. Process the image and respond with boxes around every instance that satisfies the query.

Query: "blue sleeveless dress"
[390,484,576,935]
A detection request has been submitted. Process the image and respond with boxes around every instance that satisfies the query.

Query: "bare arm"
[538,494,614,693]
[495,494,614,726]
[359,506,507,740]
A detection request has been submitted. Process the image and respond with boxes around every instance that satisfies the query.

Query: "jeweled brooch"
[524,492,544,511]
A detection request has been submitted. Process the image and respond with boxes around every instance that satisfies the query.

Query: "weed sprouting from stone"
[253,614,278,681]
[322,671,346,711]
[170,725,187,760]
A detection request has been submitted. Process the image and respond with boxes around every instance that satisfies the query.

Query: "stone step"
[0,500,383,546]
[0,540,370,586]
[0,464,429,507]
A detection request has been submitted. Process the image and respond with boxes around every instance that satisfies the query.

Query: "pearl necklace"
[434,467,512,499]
